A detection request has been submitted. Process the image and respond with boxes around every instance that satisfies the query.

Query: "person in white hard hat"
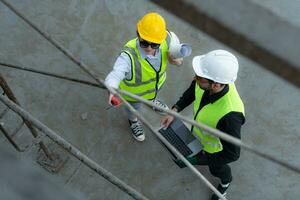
[161,50,245,200]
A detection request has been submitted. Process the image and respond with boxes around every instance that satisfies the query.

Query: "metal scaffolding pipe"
[1,6,299,175]
[0,2,225,198]
[112,89,226,199]
[2,1,299,198]
[116,89,300,174]
[0,94,149,200]
[0,0,105,89]
[0,62,104,89]
[0,74,54,159]
[4,58,293,175]
[2,0,299,175]
[1,2,299,172]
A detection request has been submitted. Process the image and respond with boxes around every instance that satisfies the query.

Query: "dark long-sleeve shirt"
[173,80,245,164]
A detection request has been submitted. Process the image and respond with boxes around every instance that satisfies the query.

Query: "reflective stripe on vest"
[119,34,170,101]
[192,83,245,153]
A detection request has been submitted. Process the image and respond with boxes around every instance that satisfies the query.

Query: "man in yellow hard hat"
[161,50,245,200]
[105,12,191,142]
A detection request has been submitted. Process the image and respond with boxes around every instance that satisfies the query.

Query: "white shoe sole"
[132,134,145,142]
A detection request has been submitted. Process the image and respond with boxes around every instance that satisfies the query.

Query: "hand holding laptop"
[161,107,178,129]
[158,118,202,159]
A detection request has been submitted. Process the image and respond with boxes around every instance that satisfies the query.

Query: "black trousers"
[176,151,232,184]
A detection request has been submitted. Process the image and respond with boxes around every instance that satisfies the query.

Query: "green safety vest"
[192,83,245,153]
[119,34,171,102]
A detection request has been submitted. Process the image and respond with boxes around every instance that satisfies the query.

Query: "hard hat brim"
[137,28,166,44]
[193,50,239,84]
[192,55,207,78]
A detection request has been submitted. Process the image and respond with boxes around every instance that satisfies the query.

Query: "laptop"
[158,118,202,159]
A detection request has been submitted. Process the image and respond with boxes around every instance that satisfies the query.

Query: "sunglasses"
[139,40,160,49]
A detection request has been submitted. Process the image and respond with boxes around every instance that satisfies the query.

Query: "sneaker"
[129,120,145,142]
[152,99,169,113]
[210,182,230,200]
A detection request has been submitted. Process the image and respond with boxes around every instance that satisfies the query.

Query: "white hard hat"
[192,50,239,84]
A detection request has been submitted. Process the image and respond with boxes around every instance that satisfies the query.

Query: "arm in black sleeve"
[172,80,196,112]
[209,112,245,165]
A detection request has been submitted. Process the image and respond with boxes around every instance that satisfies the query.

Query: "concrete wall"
[1,0,299,199]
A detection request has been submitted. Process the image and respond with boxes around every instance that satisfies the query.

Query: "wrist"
[172,107,178,112]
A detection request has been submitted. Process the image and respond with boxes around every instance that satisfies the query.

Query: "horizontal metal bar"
[3,1,299,198]
[116,88,300,174]
[0,0,106,89]
[0,2,225,197]
[0,62,104,89]
[0,73,54,160]
[112,89,226,199]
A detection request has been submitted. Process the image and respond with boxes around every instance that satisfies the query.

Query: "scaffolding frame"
[0,0,299,200]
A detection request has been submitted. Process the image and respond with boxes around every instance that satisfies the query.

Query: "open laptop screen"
[158,118,202,159]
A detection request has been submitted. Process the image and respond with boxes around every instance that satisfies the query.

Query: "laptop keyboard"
[160,128,192,157]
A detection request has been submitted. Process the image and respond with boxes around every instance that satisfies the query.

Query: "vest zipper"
[155,71,159,98]
[191,103,202,132]
[145,58,161,100]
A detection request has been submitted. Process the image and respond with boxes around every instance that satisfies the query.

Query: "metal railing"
[1,0,300,199]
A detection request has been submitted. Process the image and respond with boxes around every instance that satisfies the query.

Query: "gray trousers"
[124,102,142,121]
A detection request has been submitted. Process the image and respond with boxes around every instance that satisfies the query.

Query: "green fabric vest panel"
[193,83,245,153]
[119,37,169,102]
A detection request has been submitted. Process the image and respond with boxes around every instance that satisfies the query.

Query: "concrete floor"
[0,0,300,199]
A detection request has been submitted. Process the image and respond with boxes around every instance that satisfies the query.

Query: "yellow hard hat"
[137,12,167,44]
